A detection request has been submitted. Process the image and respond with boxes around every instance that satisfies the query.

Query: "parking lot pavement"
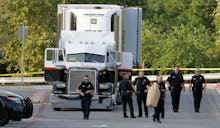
[0,85,220,128]
[0,85,52,104]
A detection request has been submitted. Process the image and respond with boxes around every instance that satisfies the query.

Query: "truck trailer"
[44,4,142,110]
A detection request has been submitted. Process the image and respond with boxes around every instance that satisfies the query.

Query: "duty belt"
[122,90,131,93]
[136,91,144,93]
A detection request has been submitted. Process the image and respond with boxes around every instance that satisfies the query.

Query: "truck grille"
[68,69,96,93]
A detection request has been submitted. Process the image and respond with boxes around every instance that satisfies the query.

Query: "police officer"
[153,75,166,123]
[133,71,150,117]
[119,73,136,118]
[158,75,166,118]
[167,66,184,112]
[190,68,206,112]
[76,75,94,120]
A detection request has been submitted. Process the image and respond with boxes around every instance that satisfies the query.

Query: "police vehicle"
[0,90,33,126]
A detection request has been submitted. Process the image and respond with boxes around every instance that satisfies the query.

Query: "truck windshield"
[67,53,105,63]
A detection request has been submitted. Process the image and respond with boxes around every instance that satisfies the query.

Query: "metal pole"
[21,25,24,84]
[136,1,140,67]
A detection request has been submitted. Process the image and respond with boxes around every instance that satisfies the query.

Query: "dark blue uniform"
[134,77,150,117]
[119,79,135,118]
[78,81,94,119]
[167,72,184,112]
[159,82,166,118]
[153,82,166,122]
[191,75,205,112]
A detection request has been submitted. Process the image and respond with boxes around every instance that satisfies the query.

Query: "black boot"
[124,113,129,118]
[157,116,161,123]
[157,120,162,123]
[130,115,136,118]
[161,113,165,118]
[153,115,156,122]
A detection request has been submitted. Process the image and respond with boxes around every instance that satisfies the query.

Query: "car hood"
[0,90,23,99]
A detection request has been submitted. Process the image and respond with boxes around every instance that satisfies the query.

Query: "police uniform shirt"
[78,81,94,97]
[191,75,205,90]
[158,82,166,98]
[119,80,134,95]
[167,72,184,87]
[134,77,150,92]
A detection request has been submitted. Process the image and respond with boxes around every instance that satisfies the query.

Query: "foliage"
[142,0,217,68]
[0,0,57,72]
[0,0,220,73]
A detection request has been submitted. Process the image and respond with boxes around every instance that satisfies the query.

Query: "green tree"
[212,0,220,66]
[0,0,58,72]
[0,0,219,74]
[142,0,217,68]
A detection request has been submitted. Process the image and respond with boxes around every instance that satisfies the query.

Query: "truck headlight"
[99,83,110,90]
[55,82,66,88]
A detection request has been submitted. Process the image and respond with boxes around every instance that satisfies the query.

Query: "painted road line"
[92,124,108,128]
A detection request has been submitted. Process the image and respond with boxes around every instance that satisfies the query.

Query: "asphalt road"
[0,85,220,128]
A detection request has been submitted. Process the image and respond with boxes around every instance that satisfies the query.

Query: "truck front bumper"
[51,94,114,110]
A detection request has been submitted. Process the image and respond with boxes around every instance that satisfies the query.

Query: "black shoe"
[130,116,136,118]
[124,115,129,118]
[137,115,142,117]
[157,120,162,123]
[161,115,165,118]
[145,115,149,118]
[173,109,178,112]
[195,108,200,113]
[84,117,89,120]
[195,110,200,113]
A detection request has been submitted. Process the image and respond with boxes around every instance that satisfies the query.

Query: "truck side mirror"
[116,62,121,66]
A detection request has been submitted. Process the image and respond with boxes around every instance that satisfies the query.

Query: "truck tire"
[0,109,10,126]
[24,97,33,118]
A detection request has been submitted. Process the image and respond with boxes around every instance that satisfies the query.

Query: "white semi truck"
[44,4,142,110]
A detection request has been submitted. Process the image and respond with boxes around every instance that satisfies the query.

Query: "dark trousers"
[122,95,135,117]
[81,97,91,119]
[171,87,182,111]
[137,93,148,116]
[154,98,163,121]
[161,99,165,117]
[193,90,202,111]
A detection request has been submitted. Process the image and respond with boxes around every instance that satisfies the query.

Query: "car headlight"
[7,96,22,104]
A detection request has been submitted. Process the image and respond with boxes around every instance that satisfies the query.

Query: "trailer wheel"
[0,109,10,126]
[24,97,33,118]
